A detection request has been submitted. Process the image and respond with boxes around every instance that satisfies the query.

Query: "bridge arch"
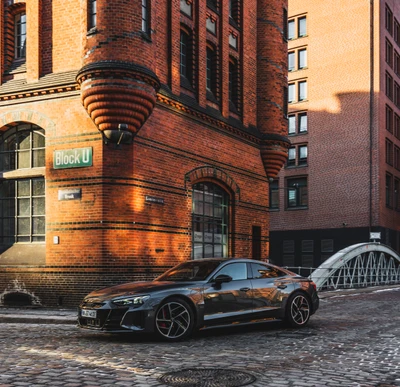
[310,243,400,290]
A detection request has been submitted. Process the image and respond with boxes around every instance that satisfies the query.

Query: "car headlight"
[112,295,150,307]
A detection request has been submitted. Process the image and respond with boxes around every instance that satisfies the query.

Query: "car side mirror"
[213,274,232,285]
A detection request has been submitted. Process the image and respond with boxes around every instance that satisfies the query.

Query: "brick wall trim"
[184,165,241,202]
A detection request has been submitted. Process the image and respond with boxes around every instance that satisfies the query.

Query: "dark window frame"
[192,182,230,259]
[286,177,308,209]
[88,0,97,31]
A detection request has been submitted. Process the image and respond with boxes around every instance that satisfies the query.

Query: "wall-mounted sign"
[145,196,164,205]
[370,232,381,240]
[58,189,82,201]
[53,147,92,169]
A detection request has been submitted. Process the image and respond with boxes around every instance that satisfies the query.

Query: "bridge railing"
[283,265,400,291]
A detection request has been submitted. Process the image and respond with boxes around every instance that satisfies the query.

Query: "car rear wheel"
[285,292,311,328]
[155,297,194,341]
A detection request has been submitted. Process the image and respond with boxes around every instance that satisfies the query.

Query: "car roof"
[189,257,269,265]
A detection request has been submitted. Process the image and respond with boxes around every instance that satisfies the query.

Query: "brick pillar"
[26,0,40,82]
[257,0,290,178]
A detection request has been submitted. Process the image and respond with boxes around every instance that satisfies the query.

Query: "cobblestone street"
[0,287,399,387]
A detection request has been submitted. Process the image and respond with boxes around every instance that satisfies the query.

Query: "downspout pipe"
[369,0,374,231]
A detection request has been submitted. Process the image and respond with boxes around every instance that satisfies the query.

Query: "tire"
[285,292,311,328]
[155,297,195,341]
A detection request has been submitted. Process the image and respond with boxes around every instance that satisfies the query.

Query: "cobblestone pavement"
[0,287,399,387]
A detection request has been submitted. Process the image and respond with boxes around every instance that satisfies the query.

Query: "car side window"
[214,263,247,281]
[250,263,285,279]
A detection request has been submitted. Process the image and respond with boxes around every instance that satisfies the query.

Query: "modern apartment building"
[0,0,289,306]
[270,0,400,268]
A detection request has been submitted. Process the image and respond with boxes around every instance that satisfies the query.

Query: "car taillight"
[310,281,317,291]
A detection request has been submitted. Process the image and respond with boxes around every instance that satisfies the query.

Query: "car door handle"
[240,287,251,292]
[277,284,287,289]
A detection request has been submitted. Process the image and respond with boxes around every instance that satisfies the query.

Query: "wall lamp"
[103,124,133,145]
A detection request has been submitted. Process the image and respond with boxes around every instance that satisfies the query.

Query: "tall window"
[386,72,394,100]
[288,51,295,71]
[288,83,295,103]
[299,112,308,132]
[288,115,296,134]
[229,58,240,112]
[386,105,394,133]
[386,139,394,165]
[287,177,308,208]
[386,5,393,35]
[287,147,296,167]
[395,179,400,211]
[288,19,295,40]
[142,0,149,33]
[0,124,45,250]
[386,39,393,67]
[229,0,240,25]
[298,81,307,101]
[386,173,393,207]
[180,29,193,87]
[88,0,96,30]
[298,17,307,37]
[14,12,26,59]
[192,182,229,259]
[298,49,307,69]
[269,180,279,209]
[206,45,217,98]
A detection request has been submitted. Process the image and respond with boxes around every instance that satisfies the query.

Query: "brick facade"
[0,0,289,307]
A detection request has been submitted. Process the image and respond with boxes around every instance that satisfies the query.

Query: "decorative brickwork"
[0,0,288,306]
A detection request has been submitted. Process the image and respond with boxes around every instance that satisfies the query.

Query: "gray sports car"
[78,258,319,341]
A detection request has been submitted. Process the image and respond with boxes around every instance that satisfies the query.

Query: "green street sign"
[53,147,92,169]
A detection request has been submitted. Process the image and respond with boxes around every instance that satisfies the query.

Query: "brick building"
[270,0,400,268]
[0,0,289,306]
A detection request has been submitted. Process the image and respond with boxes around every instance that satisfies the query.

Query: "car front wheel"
[285,292,311,328]
[155,297,194,341]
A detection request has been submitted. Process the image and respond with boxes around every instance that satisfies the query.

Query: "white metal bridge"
[285,243,400,291]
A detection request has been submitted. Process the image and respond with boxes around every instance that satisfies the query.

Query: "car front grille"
[78,307,130,331]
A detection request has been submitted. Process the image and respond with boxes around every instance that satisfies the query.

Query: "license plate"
[81,309,97,318]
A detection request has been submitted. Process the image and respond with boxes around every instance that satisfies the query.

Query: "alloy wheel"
[290,294,310,326]
[155,301,192,339]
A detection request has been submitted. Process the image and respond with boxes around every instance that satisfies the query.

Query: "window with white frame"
[298,48,307,69]
[298,81,307,101]
[0,124,46,250]
[288,112,308,135]
[288,51,295,71]
[298,16,307,37]
[287,144,308,167]
[288,83,295,103]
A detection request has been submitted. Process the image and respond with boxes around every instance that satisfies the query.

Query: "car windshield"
[156,260,223,281]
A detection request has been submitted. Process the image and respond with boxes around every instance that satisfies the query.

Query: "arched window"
[192,182,229,259]
[0,124,45,251]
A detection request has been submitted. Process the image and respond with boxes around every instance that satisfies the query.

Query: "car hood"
[86,281,200,301]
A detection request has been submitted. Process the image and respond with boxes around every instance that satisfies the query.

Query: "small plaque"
[145,196,164,205]
[58,189,82,201]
